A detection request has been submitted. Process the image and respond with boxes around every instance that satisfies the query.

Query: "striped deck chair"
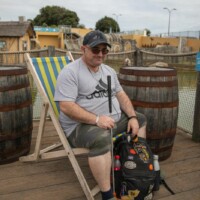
[20,53,99,200]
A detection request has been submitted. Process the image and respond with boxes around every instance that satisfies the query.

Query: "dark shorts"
[68,111,146,157]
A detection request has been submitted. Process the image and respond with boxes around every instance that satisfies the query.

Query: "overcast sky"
[0,0,200,34]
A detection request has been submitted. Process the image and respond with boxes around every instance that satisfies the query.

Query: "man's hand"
[127,118,139,136]
[96,115,115,130]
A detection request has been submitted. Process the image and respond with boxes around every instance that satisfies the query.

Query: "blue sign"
[196,52,200,71]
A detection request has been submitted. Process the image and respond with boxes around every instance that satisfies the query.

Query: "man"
[54,30,147,200]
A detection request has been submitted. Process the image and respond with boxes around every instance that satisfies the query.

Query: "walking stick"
[107,75,115,196]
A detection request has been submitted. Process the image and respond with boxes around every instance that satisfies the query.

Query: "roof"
[0,21,35,37]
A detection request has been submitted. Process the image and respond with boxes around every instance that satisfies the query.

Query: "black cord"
[160,178,175,195]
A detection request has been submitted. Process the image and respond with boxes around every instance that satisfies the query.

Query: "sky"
[0,0,200,35]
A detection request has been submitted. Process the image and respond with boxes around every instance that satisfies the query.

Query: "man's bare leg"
[88,151,112,192]
[138,125,146,138]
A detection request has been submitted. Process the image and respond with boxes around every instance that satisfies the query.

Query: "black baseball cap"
[83,30,111,48]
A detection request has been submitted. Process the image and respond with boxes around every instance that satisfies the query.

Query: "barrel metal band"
[0,68,28,76]
[146,128,177,140]
[0,99,32,112]
[150,144,174,155]
[119,78,178,87]
[0,126,33,140]
[132,100,178,108]
[0,82,30,92]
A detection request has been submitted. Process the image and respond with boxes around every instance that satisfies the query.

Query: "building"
[0,16,36,52]
[34,26,91,50]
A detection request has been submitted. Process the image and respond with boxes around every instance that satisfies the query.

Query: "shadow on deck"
[0,120,200,200]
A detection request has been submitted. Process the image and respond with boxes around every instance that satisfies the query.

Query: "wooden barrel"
[0,66,33,164]
[119,66,179,161]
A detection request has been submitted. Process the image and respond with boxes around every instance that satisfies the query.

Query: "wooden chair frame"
[20,53,99,200]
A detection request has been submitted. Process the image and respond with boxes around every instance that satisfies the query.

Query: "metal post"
[163,7,177,36]
[47,46,55,57]
[107,75,115,195]
[192,72,200,142]
[112,13,122,33]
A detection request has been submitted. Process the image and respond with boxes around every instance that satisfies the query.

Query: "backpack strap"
[160,178,175,195]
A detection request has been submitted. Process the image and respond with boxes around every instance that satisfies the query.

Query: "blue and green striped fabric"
[32,56,71,117]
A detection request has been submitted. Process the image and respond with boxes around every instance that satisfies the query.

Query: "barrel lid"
[122,66,175,71]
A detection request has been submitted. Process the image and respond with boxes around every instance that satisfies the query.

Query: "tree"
[95,16,120,33]
[145,28,151,36]
[33,6,79,27]
[77,24,85,29]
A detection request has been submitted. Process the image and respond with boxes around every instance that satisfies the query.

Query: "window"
[0,41,6,49]
[22,41,27,51]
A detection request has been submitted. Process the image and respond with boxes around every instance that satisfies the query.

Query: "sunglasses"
[87,47,109,55]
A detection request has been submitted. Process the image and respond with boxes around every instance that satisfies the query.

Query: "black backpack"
[113,133,157,200]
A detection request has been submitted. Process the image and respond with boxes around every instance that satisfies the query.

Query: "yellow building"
[34,26,200,52]
[122,34,200,52]
[34,27,91,49]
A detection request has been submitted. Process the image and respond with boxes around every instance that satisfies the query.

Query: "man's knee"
[136,111,147,138]
[136,111,147,128]
[88,130,111,157]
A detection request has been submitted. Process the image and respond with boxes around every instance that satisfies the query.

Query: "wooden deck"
[0,120,200,200]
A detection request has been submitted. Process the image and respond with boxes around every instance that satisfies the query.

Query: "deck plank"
[156,188,200,200]
[0,120,200,200]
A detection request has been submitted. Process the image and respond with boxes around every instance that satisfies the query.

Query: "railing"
[0,47,68,66]
[0,49,47,66]
[140,49,197,67]
[154,30,200,39]
[71,50,137,72]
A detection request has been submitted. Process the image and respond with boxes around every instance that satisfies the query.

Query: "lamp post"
[112,13,122,33]
[163,7,176,36]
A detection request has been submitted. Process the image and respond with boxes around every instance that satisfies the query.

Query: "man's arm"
[116,90,136,117]
[60,101,96,124]
[116,90,139,135]
[59,101,114,129]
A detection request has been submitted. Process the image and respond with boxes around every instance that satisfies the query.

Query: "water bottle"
[114,155,121,171]
[153,154,160,191]
[113,155,121,198]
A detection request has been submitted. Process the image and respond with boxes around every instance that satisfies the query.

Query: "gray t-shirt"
[54,58,123,137]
